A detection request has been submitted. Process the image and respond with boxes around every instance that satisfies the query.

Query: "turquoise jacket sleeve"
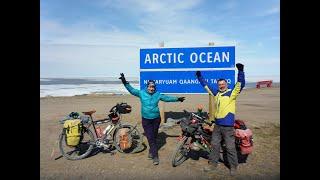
[124,83,141,97]
[160,94,178,102]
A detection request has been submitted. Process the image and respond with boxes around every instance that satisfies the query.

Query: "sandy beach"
[40,86,280,179]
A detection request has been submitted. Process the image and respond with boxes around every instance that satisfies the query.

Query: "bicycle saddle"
[82,110,96,115]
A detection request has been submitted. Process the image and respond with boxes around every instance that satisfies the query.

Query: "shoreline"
[40,84,280,99]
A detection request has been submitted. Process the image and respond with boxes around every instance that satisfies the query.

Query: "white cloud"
[246,75,280,82]
[221,0,237,11]
[245,57,279,66]
[40,0,278,78]
[40,43,140,77]
[41,14,275,76]
[258,4,280,17]
[233,55,280,82]
[41,12,236,47]
[41,0,238,48]
[40,20,69,35]
[266,6,280,15]
[101,0,203,12]
[40,16,238,77]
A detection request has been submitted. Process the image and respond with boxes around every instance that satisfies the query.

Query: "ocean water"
[40,77,139,97]
[40,77,275,97]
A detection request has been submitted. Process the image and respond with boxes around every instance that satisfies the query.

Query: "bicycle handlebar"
[182,109,215,126]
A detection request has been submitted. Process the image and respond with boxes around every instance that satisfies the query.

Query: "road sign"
[140,70,235,94]
[140,46,235,69]
[140,46,236,94]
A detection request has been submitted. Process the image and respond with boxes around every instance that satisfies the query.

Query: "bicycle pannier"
[63,119,82,146]
[118,128,132,150]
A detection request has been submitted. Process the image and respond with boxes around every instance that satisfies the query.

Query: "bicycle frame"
[85,114,112,139]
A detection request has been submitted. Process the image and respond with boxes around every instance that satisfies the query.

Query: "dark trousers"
[209,125,238,168]
[142,117,161,158]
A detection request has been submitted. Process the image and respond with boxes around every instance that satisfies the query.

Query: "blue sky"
[40,0,280,82]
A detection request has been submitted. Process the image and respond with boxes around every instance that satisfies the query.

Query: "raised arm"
[196,71,218,96]
[119,73,140,97]
[124,83,141,97]
[230,63,245,99]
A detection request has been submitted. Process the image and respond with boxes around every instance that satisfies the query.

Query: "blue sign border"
[140,46,235,69]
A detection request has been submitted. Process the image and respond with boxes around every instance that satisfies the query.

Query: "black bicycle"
[171,110,251,167]
[58,103,144,160]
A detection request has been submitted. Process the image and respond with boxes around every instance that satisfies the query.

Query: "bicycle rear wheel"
[59,127,95,160]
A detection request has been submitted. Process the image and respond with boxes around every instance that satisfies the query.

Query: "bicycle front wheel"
[171,136,191,167]
[59,127,95,160]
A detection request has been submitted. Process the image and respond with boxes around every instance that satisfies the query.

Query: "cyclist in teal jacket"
[119,73,185,165]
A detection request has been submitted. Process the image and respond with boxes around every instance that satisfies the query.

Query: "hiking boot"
[147,153,153,160]
[203,163,218,172]
[230,167,237,176]
[153,157,159,165]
